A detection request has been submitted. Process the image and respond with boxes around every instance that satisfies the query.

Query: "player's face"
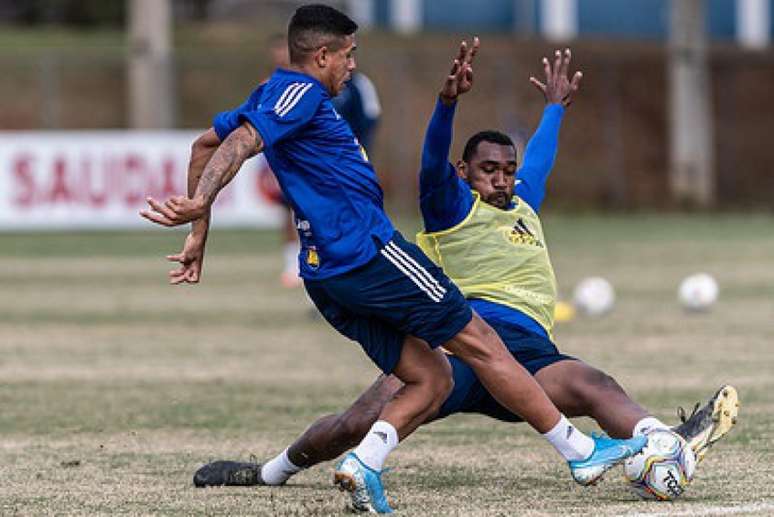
[462,142,518,210]
[325,36,357,96]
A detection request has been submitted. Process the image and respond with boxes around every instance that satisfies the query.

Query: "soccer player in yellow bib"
[194,43,738,497]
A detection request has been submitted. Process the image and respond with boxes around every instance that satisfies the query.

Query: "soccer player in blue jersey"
[191,44,738,509]
[141,5,649,512]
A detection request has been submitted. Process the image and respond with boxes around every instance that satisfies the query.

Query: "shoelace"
[677,402,700,424]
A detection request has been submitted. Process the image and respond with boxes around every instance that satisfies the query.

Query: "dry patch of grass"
[1,219,772,515]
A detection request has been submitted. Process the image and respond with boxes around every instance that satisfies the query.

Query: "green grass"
[1,214,773,515]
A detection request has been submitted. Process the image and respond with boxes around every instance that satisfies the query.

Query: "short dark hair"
[288,4,358,63]
[462,130,517,163]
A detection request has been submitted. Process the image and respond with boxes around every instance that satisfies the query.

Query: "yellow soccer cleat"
[673,385,739,463]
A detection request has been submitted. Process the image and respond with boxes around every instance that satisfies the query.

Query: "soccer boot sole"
[691,385,739,463]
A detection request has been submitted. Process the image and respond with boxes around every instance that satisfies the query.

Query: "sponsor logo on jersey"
[505,218,544,248]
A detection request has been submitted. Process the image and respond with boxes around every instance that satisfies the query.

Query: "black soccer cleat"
[193,460,266,487]
[673,385,739,463]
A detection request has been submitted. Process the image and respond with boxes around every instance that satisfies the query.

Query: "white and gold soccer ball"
[678,273,718,312]
[623,429,696,501]
[573,277,615,316]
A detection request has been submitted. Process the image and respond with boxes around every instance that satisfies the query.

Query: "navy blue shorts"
[304,231,473,374]
[437,319,575,422]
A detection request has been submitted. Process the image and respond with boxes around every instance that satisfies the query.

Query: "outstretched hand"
[166,230,206,284]
[530,48,583,107]
[440,36,480,105]
[140,195,208,227]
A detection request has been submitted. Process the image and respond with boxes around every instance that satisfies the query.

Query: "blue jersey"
[418,99,564,338]
[213,69,395,279]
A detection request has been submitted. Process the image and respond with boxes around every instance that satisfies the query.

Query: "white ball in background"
[678,273,718,312]
[573,277,615,316]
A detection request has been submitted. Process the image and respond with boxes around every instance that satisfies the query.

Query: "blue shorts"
[304,231,473,374]
[437,319,575,422]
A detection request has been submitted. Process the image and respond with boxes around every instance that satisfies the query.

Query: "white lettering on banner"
[0,132,282,230]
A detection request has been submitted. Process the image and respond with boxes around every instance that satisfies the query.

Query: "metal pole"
[737,0,770,50]
[391,0,422,34]
[128,0,174,129]
[540,0,578,42]
[668,0,715,206]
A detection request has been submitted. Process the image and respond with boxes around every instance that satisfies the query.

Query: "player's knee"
[574,366,624,411]
[429,374,454,415]
[585,367,622,393]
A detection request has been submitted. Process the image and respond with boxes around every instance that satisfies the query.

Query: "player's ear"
[456,160,468,180]
[314,46,329,68]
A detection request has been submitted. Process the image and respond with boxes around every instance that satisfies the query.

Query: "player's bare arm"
[141,124,262,284]
[194,122,263,210]
[187,128,221,201]
[141,122,263,228]
[439,36,479,106]
[530,48,583,107]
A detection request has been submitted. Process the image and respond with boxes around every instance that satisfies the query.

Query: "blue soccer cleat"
[569,433,647,486]
[334,452,393,513]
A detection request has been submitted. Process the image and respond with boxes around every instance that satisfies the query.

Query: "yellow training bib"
[416,191,557,335]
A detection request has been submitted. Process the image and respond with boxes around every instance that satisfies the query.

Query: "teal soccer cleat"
[334,452,393,513]
[569,434,647,486]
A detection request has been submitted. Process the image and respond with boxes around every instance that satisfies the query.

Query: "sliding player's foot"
[334,452,393,513]
[193,459,266,487]
[568,434,647,486]
[673,384,739,463]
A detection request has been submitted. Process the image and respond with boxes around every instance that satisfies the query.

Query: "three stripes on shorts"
[380,241,447,303]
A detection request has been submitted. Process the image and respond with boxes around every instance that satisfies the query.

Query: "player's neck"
[287,62,323,83]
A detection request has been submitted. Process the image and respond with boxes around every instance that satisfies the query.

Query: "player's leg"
[334,337,453,513]
[535,361,739,460]
[534,359,661,439]
[193,374,403,487]
[286,375,404,469]
[441,313,646,485]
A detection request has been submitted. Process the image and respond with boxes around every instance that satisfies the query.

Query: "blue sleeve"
[515,103,565,213]
[212,86,265,142]
[240,82,324,148]
[419,98,473,232]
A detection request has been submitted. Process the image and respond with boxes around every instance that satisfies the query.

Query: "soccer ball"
[573,277,615,316]
[678,273,718,311]
[624,429,696,501]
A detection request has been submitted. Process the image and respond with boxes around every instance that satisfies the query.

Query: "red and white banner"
[0,131,284,230]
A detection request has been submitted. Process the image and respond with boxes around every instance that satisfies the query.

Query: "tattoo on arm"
[195,123,263,207]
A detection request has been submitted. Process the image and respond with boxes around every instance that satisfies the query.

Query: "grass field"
[1,214,773,516]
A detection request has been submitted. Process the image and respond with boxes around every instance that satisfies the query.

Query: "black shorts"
[437,319,575,421]
[304,231,473,374]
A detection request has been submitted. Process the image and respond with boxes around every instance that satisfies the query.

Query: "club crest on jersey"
[305,247,320,269]
[504,218,544,248]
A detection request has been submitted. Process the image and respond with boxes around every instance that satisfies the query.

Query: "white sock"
[352,420,398,472]
[632,416,670,437]
[260,448,302,486]
[283,242,300,275]
[543,415,595,461]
